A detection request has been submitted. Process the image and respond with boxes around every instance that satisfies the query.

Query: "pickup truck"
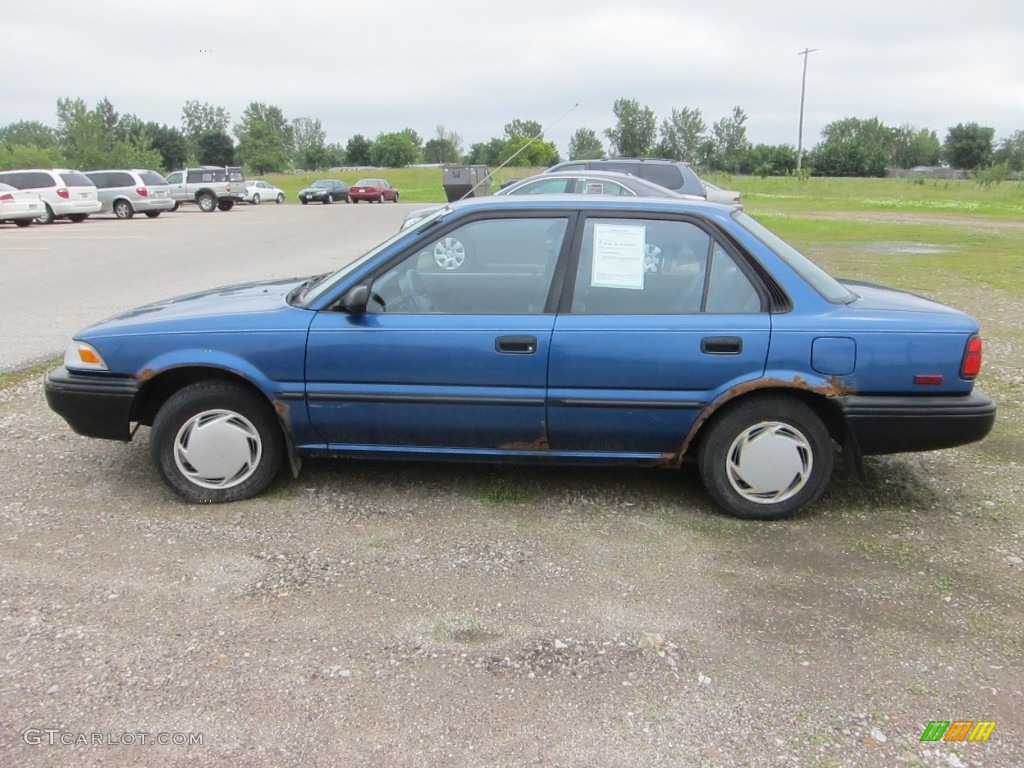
[165,166,246,212]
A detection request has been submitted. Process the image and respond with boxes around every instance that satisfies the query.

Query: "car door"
[547,214,771,455]
[304,214,572,451]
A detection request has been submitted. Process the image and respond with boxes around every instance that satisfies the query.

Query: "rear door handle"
[495,335,537,354]
[701,336,743,354]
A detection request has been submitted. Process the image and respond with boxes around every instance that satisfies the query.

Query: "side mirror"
[340,284,370,313]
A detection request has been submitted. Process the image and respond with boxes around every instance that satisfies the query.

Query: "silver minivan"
[84,169,174,219]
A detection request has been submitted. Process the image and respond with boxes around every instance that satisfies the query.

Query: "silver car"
[85,169,175,219]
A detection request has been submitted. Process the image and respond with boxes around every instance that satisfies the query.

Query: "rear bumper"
[837,391,996,455]
[44,367,140,441]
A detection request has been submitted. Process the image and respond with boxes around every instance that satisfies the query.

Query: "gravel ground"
[1,219,1021,767]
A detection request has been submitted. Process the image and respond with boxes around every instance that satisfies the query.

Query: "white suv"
[0,168,102,224]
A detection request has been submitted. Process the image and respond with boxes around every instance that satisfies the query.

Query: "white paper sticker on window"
[591,223,645,290]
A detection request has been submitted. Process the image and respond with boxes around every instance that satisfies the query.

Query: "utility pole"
[796,47,819,173]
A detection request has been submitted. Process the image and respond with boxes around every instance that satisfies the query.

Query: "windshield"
[733,210,856,303]
[294,219,444,307]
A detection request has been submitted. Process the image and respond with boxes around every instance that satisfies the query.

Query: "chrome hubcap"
[725,421,813,504]
[433,238,466,270]
[173,409,262,490]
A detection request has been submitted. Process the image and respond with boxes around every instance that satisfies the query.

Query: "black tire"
[15,218,32,228]
[150,381,284,503]
[276,193,284,204]
[301,199,308,205]
[697,395,833,520]
[113,200,134,219]
[217,199,235,211]
[197,192,216,212]
[251,193,261,205]
[144,211,161,219]
[323,195,333,204]
[351,198,358,204]
[171,201,180,212]
[36,204,55,225]
[393,193,399,202]
[67,214,89,223]
[378,193,384,203]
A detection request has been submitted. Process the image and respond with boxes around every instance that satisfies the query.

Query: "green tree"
[369,132,419,167]
[604,98,656,157]
[708,107,750,172]
[568,128,605,160]
[196,130,235,166]
[399,127,423,160]
[291,117,329,170]
[181,100,230,140]
[504,119,543,141]
[736,144,798,176]
[140,123,188,171]
[993,129,1024,172]
[502,135,559,167]
[234,102,292,173]
[943,122,995,169]
[56,97,115,169]
[807,117,891,176]
[0,143,63,170]
[424,125,462,164]
[655,107,706,163]
[345,134,372,165]
[0,121,58,149]
[888,124,941,168]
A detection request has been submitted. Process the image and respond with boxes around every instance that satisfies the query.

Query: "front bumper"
[837,391,996,455]
[44,367,141,441]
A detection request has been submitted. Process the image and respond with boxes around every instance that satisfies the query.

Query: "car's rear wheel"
[197,192,216,212]
[698,395,833,520]
[378,193,385,203]
[276,193,284,204]
[144,211,161,219]
[150,381,284,503]
[114,200,134,219]
[36,204,55,225]
[15,218,32,228]
[251,193,261,205]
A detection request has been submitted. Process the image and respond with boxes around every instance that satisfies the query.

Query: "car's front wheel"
[114,200,134,219]
[698,395,833,520]
[150,381,284,503]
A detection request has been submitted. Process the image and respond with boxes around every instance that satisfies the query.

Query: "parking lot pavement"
[0,203,412,372]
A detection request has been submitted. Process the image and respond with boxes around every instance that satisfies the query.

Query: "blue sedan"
[44,196,995,520]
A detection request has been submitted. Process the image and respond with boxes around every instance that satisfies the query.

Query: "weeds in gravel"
[0,357,60,390]
[427,617,504,645]
[472,474,535,506]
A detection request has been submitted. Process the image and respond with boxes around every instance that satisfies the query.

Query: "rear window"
[60,172,95,187]
[188,169,227,183]
[0,171,54,189]
[354,179,378,187]
[139,171,168,186]
[639,164,684,191]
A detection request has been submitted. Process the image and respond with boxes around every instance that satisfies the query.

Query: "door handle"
[495,335,537,354]
[701,336,743,354]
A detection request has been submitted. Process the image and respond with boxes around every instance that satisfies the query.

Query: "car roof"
[442,193,733,217]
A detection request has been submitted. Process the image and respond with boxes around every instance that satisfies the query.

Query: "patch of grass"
[427,617,504,645]
[367,538,393,551]
[472,474,535,506]
[0,357,61,390]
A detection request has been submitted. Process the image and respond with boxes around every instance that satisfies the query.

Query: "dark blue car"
[44,196,995,519]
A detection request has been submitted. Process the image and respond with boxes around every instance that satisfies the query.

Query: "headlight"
[64,341,109,371]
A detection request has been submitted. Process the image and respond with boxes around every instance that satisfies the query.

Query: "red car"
[349,178,399,203]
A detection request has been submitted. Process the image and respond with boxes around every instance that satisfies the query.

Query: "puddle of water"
[864,241,954,255]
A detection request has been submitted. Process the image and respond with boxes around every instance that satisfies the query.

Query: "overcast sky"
[3,1,1022,157]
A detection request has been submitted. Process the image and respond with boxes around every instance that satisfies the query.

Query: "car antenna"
[457,102,580,201]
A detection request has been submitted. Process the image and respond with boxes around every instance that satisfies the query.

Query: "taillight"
[0,193,14,203]
[226,184,232,193]
[57,188,70,199]
[961,335,983,378]
[136,187,149,197]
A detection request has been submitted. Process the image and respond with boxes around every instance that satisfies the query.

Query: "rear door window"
[60,172,95,187]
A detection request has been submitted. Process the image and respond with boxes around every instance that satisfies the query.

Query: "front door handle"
[495,335,537,354]
[701,336,743,354]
